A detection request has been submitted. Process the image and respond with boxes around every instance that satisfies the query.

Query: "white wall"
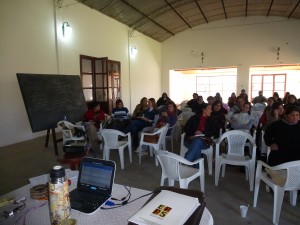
[162,17,300,100]
[0,0,161,147]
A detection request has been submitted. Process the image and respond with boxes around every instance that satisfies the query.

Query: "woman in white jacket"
[231,102,255,131]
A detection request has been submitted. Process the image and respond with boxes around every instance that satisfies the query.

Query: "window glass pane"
[274,83,285,90]
[264,91,273,98]
[95,75,104,87]
[264,84,273,90]
[82,75,92,88]
[252,76,262,83]
[95,60,103,73]
[252,84,261,91]
[263,76,273,83]
[82,59,92,73]
[96,89,107,101]
[83,89,93,101]
[275,75,285,82]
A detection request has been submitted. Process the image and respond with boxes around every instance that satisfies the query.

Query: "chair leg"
[215,160,221,186]
[290,190,298,206]
[168,179,175,187]
[128,144,132,163]
[253,177,261,207]
[207,150,213,176]
[200,161,205,192]
[249,164,255,192]
[273,187,285,225]
[179,179,188,189]
[118,148,124,170]
[221,164,226,177]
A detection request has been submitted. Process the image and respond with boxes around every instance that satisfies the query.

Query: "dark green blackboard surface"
[17,73,87,132]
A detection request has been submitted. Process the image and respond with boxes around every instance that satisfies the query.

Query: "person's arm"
[264,123,279,150]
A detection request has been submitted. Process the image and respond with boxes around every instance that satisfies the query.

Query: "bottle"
[48,165,71,225]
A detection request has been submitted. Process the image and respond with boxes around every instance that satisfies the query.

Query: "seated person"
[82,101,105,153]
[158,100,178,136]
[230,102,255,131]
[210,100,226,133]
[132,97,148,118]
[262,102,284,131]
[122,98,160,148]
[187,93,198,112]
[157,93,171,108]
[112,99,130,118]
[264,105,300,166]
[184,103,219,162]
[226,96,245,122]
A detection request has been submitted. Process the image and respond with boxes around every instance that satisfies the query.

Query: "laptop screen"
[77,158,115,195]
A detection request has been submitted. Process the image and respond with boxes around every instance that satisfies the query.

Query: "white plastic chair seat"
[215,130,257,191]
[253,160,300,225]
[154,150,205,192]
[100,129,132,169]
[139,125,169,165]
[180,133,213,175]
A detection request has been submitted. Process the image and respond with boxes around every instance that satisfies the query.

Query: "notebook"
[69,157,116,214]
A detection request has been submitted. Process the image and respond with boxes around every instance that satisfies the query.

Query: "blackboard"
[17,73,88,132]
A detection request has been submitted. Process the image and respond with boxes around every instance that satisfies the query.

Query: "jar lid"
[50,165,65,179]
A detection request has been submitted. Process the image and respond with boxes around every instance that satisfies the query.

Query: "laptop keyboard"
[70,189,107,213]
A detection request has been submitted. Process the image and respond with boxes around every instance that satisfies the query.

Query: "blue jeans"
[184,138,209,162]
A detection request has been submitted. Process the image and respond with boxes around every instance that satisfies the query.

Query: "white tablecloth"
[0,170,213,225]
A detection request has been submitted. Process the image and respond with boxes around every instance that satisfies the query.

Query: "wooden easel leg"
[45,129,50,147]
[52,128,59,156]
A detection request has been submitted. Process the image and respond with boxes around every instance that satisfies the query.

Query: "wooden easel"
[45,128,62,156]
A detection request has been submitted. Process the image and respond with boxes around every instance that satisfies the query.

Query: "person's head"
[231,92,236,98]
[207,96,214,104]
[236,96,245,106]
[193,93,198,100]
[242,102,251,113]
[271,102,284,116]
[115,99,123,108]
[273,92,279,99]
[287,94,297,104]
[201,103,212,117]
[241,89,246,94]
[284,105,300,125]
[266,97,275,106]
[258,91,263,96]
[140,97,148,106]
[212,100,223,112]
[148,98,156,109]
[166,100,177,113]
[284,92,290,98]
[91,101,101,112]
[162,93,168,100]
[197,96,203,103]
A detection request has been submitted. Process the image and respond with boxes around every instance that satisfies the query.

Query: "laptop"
[69,157,116,214]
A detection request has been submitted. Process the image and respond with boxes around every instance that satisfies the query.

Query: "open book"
[128,190,200,225]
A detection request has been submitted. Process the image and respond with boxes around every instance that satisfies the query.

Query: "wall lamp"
[130,46,138,56]
[62,22,72,38]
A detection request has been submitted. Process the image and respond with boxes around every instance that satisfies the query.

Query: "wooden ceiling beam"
[165,0,192,28]
[194,0,208,23]
[120,0,175,35]
[288,0,300,18]
[221,0,227,19]
[267,0,274,16]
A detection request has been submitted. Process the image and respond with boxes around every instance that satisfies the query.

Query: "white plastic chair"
[178,111,195,126]
[138,125,169,164]
[100,129,132,169]
[215,130,257,191]
[154,150,205,192]
[57,120,86,145]
[163,125,175,152]
[253,160,300,225]
[180,133,214,176]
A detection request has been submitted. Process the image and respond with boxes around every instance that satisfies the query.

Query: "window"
[251,74,286,100]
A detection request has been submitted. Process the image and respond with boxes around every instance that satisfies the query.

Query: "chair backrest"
[101,129,126,149]
[275,160,300,189]
[57,120,86,144]
[156,125,169,144]
[155,150,182,179]
[218,130,256,156]
[180,133,188,157]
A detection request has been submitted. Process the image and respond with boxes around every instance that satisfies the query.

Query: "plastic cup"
[240,205,248,218]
